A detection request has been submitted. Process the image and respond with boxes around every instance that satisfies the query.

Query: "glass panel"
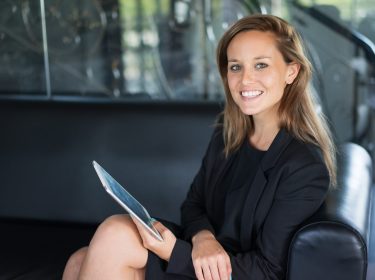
[0,0,259,101]
[0,0,46,96]
[45,0,255,100]
[44,0,111,98]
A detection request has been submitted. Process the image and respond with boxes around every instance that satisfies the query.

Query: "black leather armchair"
[287,143,373,280]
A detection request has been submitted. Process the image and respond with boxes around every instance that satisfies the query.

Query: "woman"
[63,14,336,280]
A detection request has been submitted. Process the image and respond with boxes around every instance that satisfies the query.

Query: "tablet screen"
[93,161,163,241]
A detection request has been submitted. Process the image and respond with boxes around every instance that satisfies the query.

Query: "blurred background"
[0,0,374,157]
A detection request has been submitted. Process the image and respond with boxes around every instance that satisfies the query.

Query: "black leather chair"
[287,143,373,280]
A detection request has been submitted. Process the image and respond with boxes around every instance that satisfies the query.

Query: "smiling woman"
[63,14,337,280]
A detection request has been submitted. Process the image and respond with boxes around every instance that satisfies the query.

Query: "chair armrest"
[287,143,373,280]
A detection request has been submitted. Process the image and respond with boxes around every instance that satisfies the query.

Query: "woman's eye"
[229,64,241,72]
[255,63,268,70]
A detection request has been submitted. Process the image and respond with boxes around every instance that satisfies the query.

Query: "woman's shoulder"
[277,131,326,171]
[289,137,324,162]
[207,123,225,150]
[272,132,330,197]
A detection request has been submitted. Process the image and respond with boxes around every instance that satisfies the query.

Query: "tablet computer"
[93,161,163,241]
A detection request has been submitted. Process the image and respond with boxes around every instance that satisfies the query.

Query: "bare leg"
[62,247,88,280]
[78,214,148,280]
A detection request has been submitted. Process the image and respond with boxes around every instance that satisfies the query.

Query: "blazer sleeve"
[229,162,329,279]
[165,128,223,278]
[166,161,329,279]
[179,128,222,240]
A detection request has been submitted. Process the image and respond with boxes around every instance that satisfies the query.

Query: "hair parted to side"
[216,14,337,186]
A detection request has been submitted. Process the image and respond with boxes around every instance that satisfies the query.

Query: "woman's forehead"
[227,31,280,59]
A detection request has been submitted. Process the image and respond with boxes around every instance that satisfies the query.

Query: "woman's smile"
[240,90,264,98]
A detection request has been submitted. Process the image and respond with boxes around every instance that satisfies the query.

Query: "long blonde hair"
[216,14,337,185]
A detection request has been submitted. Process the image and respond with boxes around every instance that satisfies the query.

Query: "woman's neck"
[249,120,280,151]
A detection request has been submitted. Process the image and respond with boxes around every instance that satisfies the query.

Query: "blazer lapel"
[240,129,293,250]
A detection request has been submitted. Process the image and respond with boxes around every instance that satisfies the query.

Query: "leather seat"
[287,143,373,280]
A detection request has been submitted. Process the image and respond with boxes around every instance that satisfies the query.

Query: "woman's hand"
[191,230,232,280]
[132,217,177,261]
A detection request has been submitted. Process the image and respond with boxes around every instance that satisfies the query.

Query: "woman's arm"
[180,128,223,240]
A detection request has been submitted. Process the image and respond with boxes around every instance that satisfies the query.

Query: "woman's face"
[226,30,299,122]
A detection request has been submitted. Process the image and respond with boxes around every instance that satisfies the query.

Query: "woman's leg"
[62,247,88,280]
[77,214,148,279]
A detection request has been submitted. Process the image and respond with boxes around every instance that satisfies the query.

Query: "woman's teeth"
[241,90,263,97]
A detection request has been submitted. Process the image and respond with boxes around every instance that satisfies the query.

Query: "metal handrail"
[291,1,375,66]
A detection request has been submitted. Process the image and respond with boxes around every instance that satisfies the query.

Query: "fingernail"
[230,274,232,280]
[150,218,158,223]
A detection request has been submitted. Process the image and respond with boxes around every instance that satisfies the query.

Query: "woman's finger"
[226,254,232,277]
[152,221,168,237]
[217,255,229,280]
[193,261,204,280]
[208,259,221,280]
[132,217,154,246]
[201,260,213,280]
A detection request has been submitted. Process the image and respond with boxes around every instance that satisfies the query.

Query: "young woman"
[63,14,336,280]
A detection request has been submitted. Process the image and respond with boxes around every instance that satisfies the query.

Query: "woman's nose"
[241,67,255,84]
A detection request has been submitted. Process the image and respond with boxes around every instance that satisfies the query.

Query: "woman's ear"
[286,62,300,84]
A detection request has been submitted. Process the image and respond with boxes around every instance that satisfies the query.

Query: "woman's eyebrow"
[254,56,271,60]
[228,56,272,62]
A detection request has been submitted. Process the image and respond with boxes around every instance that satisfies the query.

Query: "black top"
[214,141,266,253]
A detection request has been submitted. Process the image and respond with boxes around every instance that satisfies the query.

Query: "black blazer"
[165,127,330,279]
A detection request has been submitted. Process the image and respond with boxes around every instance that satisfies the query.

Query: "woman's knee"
[96,214,137,238]
[62,247,88,280]
[87,214,148,268]
[90,214,142,249]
